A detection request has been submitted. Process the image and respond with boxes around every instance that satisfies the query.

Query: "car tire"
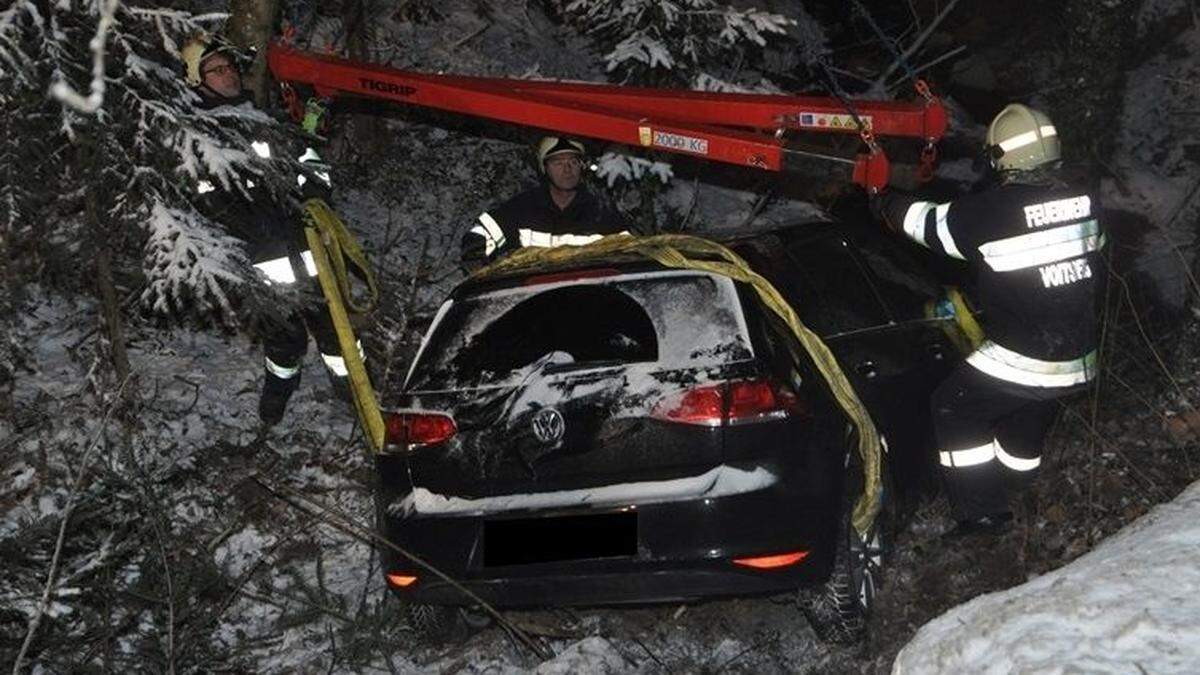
[405,603,494,641]
[800,444,891,645]
[459,605,494,629]
[800,510,870,644]
[405,603,462,641]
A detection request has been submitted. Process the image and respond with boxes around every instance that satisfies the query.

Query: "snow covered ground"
[893,479,1200,674]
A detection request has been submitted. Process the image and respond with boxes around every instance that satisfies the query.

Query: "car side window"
[772,236,891,336]
[846,229,946,322]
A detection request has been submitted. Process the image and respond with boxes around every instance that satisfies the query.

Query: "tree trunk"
[331,0,389,164]
[81,141,131,386]
[226,0,282,108]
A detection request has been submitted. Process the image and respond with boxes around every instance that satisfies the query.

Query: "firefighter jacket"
[192,119,332,284]
[463,183,634,262]
[876,177,1104,388]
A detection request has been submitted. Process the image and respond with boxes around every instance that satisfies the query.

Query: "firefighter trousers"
[262,299,360,403]
[931,363,1080,521]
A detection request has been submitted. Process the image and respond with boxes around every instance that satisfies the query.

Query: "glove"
[460,229,488,264]
[869,191,905,235]
[301,97,329,137]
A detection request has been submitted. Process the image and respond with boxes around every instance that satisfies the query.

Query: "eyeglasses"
[545,155,582,168]
[202,64,238,78]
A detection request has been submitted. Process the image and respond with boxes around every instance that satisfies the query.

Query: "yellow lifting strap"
[475,234,884,538]
[924,286,986,356]
[301,198,385,451]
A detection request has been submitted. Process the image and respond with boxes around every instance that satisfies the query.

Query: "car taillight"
[386,573,418,588]
[727,380,789,425]
[653,379,799,427]
[385,411,457,449]
[732,550,809,569]
[656,384,725,426]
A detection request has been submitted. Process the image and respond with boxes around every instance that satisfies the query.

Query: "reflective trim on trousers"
[517,229,628,248]
[994,439,1041,472]
[940,439,1041,472]
[265,356,301,379]
[938,441,996,468]
[321,340,364,378]
[253,250,319,284]
[967,340,1097,388]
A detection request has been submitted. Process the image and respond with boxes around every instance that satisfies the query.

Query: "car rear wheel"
[405,603,461,641]
[800,440,891,644]
[405,603,494,641]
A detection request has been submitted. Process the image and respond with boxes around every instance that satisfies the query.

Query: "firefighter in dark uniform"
[872,103,1105,536]
[183,32,362,427]
[461,137,634,263]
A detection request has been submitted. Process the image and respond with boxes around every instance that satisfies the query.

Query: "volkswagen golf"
[374,221,963,643]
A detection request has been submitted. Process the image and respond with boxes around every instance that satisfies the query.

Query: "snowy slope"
[893,479,1200,674]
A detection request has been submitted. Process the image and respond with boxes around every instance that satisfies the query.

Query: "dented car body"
[375,223,960,608]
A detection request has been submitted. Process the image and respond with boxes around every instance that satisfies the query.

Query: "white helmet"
[181,31,238,88]
[535,136,585,172]
[986,103,1061,172]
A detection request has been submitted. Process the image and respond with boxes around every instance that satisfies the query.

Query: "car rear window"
[406,271,752,391]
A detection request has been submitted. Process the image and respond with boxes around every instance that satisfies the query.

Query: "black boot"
[328,373,352,404]
[943,512,1013,539]
[259,371,301,427]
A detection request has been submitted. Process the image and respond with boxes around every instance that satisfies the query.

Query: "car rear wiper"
[542,360,627,375]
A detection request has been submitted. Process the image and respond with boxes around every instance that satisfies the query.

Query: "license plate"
[483,511,637,567]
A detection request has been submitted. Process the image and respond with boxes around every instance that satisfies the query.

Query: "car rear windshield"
[406,271,752,391]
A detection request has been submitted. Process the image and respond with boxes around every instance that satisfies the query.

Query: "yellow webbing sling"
[301,198,385,451]
[475,234,884,537]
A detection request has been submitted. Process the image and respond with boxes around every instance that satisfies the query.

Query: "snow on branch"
[558,0,797,84]
[142,203,247,316]
[48,0,120,114]
[595,152,674,187]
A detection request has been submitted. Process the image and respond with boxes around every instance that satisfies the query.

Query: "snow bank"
[534,636,628,674]
[893,479,1200,674]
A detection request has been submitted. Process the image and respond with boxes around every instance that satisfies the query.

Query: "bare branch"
[12,375,133,675]
[871,0,963,93]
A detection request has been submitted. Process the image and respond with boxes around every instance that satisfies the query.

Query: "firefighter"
[461,136,635,263]
[182,32,362,428]
[871,103,1105,537]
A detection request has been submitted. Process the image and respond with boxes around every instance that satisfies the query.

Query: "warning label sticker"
[652,130,709,155]
[797,112,873,131]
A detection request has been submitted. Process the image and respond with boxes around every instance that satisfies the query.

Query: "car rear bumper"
[377,477,838,607]
[398,562,822,607]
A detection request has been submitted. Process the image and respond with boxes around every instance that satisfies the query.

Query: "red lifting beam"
[267,42,946,191]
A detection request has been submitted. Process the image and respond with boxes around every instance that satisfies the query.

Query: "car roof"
[454,220,846,299]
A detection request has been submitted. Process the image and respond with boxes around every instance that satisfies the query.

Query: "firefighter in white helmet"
[870,103,1105,537]
[182,32,361,429]
[462,136,635,263]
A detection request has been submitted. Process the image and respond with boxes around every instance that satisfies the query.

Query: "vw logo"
[531,407,565,444]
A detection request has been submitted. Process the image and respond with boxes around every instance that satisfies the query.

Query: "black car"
[374,222,962,642]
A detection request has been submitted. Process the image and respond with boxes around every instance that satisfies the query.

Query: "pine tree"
[550,0,828,221]
[0,1,302,325]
